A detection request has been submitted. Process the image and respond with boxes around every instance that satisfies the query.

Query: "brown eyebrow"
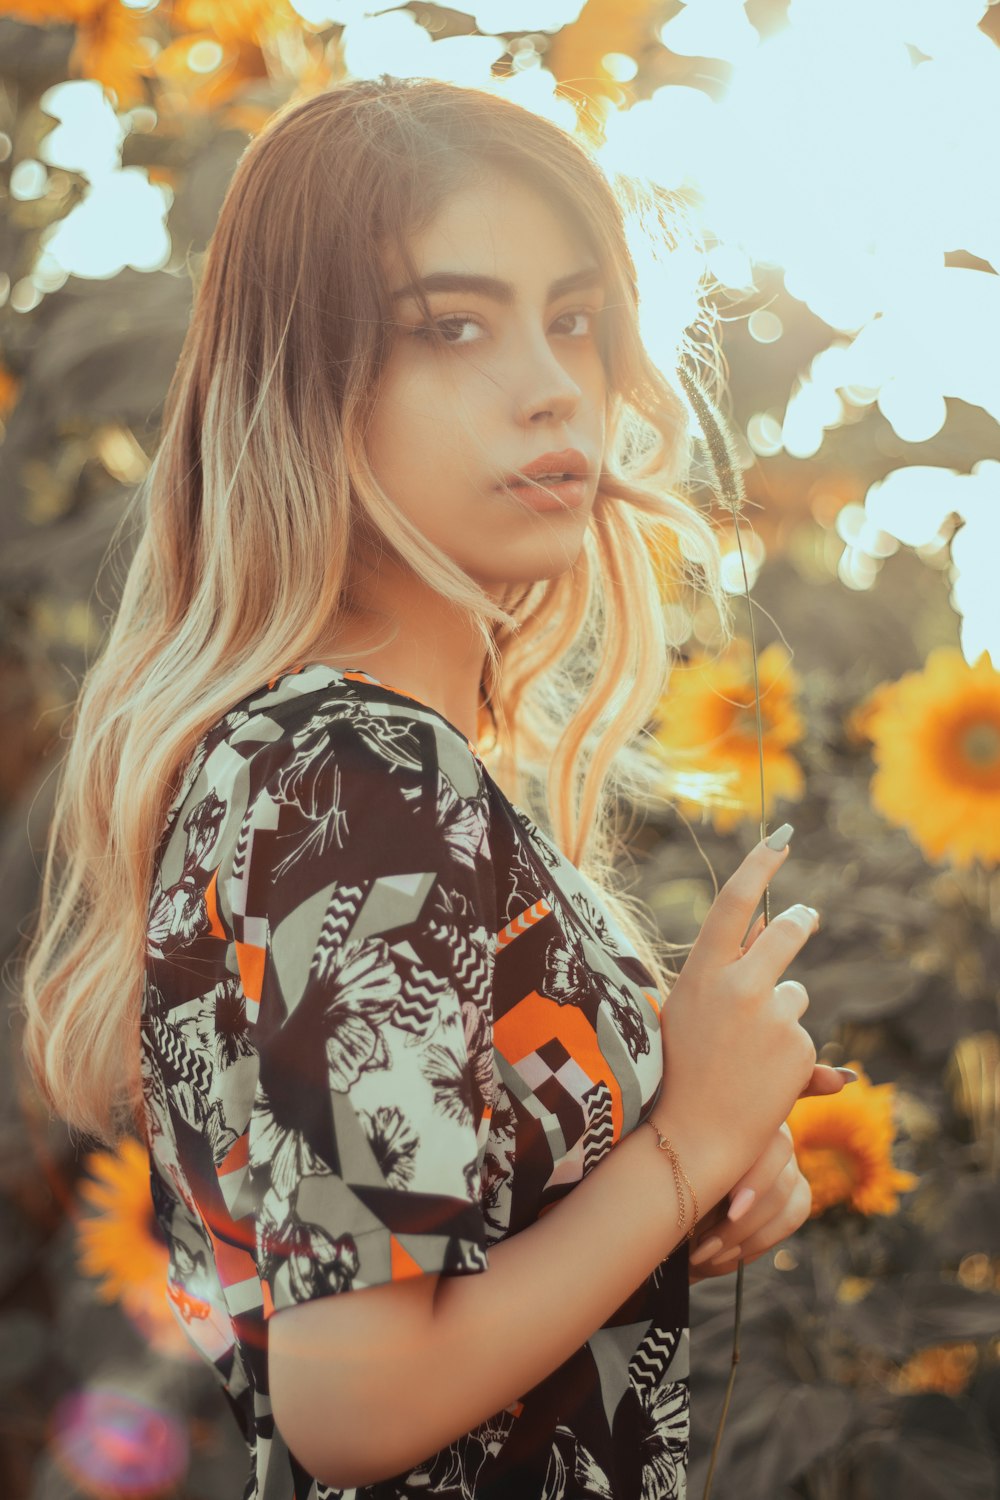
[390,266,605,305]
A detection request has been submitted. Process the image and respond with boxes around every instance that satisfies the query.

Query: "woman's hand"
[684,905,849,1281]
[687,1120,811,1282]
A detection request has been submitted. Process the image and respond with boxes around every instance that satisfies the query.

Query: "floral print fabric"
[140,662,690,1499]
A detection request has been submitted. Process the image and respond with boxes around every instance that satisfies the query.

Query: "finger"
[727,1154,798,1234]
[693,1247,768,1277]
[799,1063,856,1097]
[730,1123,794,1195]
[701,1149,804,1261]
[724,1132,794,1223]
[694,1198,730,1237]
[737,901,820,991]
[694,1178,786,1265]
[773,977,810,1021]
[740,911,767,953]
[710,1172,813,1265]
[690,836,792,969]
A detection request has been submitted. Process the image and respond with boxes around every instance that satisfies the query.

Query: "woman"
[19,77,848,1498]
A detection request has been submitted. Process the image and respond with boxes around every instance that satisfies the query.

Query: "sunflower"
[892,1342,978,1396]
[855,647,1000,869]
[0,362,20,420]
[843,679,897,747]
[545,0,660,111]
[172,0,303,46]
[649,639,806,833]
[787,1061,919,1217]
[75,1137,195,1360]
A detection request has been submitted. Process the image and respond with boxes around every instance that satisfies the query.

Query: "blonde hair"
[15,76,739,1149]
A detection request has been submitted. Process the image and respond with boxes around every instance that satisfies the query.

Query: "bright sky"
[10,0,999,666]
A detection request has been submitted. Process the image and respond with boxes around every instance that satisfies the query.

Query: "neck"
[310,557,499,746]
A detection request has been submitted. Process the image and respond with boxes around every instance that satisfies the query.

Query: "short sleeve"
[236,705,497,1319]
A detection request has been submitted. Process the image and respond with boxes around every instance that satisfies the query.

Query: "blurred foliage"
[641,558,1000,1499]
[1,2,998,1498]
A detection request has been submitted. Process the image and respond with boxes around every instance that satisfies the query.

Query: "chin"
[461,516,590,588]
[476,552,582,592]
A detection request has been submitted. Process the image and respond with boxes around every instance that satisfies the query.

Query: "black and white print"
[140,662,690,1499]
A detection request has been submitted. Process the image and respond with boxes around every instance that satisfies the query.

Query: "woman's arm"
[270,1092,740,1489]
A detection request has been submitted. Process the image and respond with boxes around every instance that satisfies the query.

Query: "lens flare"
[50,1387,188,1498]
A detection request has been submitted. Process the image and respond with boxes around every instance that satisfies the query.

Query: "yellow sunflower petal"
[651,639,806,832]
[866,648,1000,868]
[74,1138,168,1312]
[788,1062,920,1217]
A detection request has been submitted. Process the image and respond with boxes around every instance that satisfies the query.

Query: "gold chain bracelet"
[645,1116,700,1242]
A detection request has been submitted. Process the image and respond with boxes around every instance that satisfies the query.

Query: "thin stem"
[677,368,767,1500]
[700,1259,744,1500]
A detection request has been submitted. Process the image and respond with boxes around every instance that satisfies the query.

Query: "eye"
[410,315,483,345]
[409,306,603,346]
[554,307,602,338]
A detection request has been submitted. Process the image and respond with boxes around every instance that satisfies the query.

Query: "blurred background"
[1,1,999,1496]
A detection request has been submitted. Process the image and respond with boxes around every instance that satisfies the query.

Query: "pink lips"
[500,447,588,487]
[497,447,590,512]
[505,477,588,512]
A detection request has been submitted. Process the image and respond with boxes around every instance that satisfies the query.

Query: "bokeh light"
[50,1388,189,1498]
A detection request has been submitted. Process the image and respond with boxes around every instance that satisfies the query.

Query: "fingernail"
[765,823,794,851]
[834,1067,859,1082]
[689,1235,724,1266]
[727,1187,756,1223]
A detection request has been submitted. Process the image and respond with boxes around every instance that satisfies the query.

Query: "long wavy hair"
[16,75,740,1148]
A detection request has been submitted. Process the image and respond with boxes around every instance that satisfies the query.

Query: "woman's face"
[367,168,609,595]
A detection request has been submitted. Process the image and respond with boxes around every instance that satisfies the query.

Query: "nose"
[510,325,585,426]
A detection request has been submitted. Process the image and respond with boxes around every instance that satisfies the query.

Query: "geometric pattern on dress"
[629,1323,685,1398]
[353,870,428,944]
[139,660,690,1500]
[580,1077,615,1174]
[391,961,453,1041]
[493,990,628,1145]
[588,1318,655,1431]
[497,896,553,951]
[148,1014,213,1094]
[447,924,493,1011]
[225,794,271,1028]
[316,879,365,947]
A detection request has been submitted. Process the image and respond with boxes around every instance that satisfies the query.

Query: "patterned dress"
[140,661,690,1500]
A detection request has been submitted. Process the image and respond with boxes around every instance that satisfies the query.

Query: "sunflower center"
[797,1140,863,1212]
[962,720,1000,767]
[808,1146,859,1190]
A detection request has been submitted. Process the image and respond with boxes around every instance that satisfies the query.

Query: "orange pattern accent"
[267,662,309,689]
[218,1130,250,1180]
[167,1279,213,1323]
[205,1220,259,1292]
[494,991,626,1142]
[343,668,423,705]
[235,939,266,1005]
[192,1180,256,1256]
[497,898,553,950]
[641,988,661,1019]
[204,867,228,940]
[390,1233,426,1281]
